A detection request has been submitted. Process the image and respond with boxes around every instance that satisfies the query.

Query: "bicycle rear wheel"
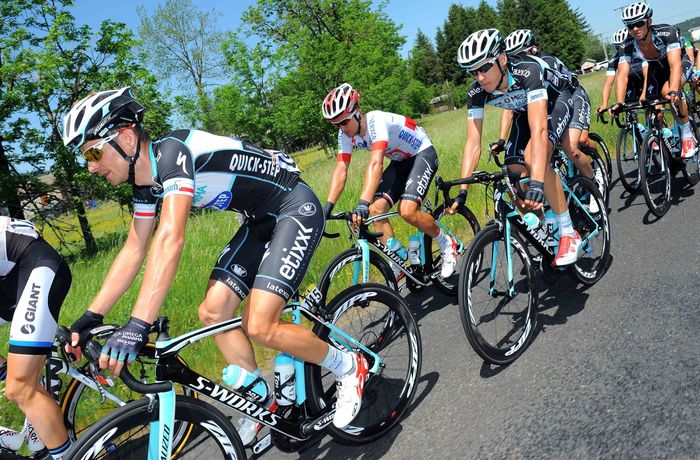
[588,132,613,182]
[425,203,480,295]
[567,176,611,285]
[458,224,537,365]
[639,130,672,217]
[69,395,246,459]
[616,126,641,193]
[307,283,422,445]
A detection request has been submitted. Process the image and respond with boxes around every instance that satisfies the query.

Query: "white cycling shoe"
[333,353,369,429]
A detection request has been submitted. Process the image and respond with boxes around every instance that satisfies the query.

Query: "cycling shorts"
[569,86,591,131]
[210,180,323,302]
[505,90,574,166]
[0,240,71,355]
[374,146,439,206]
[625,76,645,103]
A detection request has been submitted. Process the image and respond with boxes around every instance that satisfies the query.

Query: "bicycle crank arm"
[252,433,272,455]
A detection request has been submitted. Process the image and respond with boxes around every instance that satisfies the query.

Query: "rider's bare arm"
[326,159,350,205]
[87,218,155,316]
[131,193,192,324]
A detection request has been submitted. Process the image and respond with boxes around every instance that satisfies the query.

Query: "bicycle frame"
[138,290,383,459]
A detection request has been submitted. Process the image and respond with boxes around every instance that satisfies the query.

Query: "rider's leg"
[662,81,697,157]
[369,196,394,244]
[561,128,594,177]
[398,200,439,237]
[5,354,71,456]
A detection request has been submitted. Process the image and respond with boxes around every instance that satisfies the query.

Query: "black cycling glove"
[491,139,506,154]
[454,189,468,206]
[0,361,6,381]
[525,180,545,205]
[353,199,370,221]
[101,317,151,363]
[323,201,334,220]
[70,310,104,349]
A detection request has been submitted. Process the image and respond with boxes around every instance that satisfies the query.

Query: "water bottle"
[636,122,647,136]
[273,353,296,406]
[222,364,269,402]
[544,209,560,252]
[408,235,421,265]
[386,237,408,262]
[522,212,540,229]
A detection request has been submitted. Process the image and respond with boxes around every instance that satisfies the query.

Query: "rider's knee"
[398,200,419,224]
[369,198,389,216]
[198,298,228,325]
[243,316,276,346]
[5,373,40,407]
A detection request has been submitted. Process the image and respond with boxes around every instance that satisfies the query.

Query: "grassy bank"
[0,71,615,428]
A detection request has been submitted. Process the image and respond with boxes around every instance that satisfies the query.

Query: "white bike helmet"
[613,28,629,46]
[504,29,536,56]
[457,29,504,70]
[621,2,652,25]
[63,87,144,152]
[322,83,360,124]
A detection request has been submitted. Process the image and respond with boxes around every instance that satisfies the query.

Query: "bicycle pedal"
[252,433,272,455]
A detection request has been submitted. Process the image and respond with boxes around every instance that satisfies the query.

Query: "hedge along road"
[244,173,699,458]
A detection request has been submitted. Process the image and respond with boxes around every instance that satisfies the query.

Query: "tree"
[436,4,474,85]
[408,29,442,87]
[138,0,224,130]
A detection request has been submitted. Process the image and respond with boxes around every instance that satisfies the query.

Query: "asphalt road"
[192,175,699,460]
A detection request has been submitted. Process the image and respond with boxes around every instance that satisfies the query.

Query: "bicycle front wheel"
[616,126,641,193]
[307,283,422,446]
[639,130,672,217]
[69,395,246,459]
[425,202,480,295]
[458,224,537,365]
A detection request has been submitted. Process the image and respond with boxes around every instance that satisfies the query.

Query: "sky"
[72,0,700,52]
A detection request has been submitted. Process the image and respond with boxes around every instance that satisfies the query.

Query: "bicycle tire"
[577,147,610,208]
[457,224,537,365]
[567,176,612,285]
[424,203,480,296]
[588,132,613,182]
[61,354,197,457]
[616,126,641,193]
[680,117,700,186]
[306,283,422,446]
[317,247,397,306]
[69,395,246,459]
[639,129,672,217]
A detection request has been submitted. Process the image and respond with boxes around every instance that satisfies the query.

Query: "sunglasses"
[334,117,354,128]
[467,57,497,78]
[627,20,647,30]
[81,125,132,163]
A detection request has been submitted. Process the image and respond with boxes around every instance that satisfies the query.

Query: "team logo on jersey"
[205,191,232,211]
[512,68,531,78]
[21,324,35,334]
[20,282,41,335]
[298,202,317,217]
[231,265,248,278]
[176,151,189,174]
[280,217,315,281]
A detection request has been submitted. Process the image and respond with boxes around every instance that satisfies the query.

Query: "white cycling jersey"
[337,110,433,163]
[0,217,39,277]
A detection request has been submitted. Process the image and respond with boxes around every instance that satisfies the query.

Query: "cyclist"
[62,87,367,441]
[452,28,581,266]
[321,83,458,278]
[614,2,697,158]
[599,28,649,109]
[0,217,72,458]
[502,29,604,206]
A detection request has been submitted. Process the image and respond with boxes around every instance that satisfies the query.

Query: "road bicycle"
[320,191,480,302]
[65,282,421,459]
[439,151,610,365]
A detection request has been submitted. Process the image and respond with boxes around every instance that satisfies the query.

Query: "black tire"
[588,132,613,182]
[424,203,480,295]
[69,395,246,459]
[639,129,672,217]
[307,284,422,446]
[317,247,397,307]
[680,117,700,186]
[577,146,610,208]
[616,126,642,193]
[61,350,197,457]
[567,176,612,285]
[457,224,537,365]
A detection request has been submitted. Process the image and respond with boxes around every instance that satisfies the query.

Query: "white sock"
[321,345,354,377]
[434,231,451,252]
[556,211,575,237]
[680,122,692,137]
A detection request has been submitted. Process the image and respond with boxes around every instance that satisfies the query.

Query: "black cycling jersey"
[608,48,646,80]
[539,53,579,86]
[619,24,683,66]
[466,54,573,118]
[131,129,322,302]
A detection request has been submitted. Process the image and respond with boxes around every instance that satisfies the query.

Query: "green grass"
[0,70,617,429]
